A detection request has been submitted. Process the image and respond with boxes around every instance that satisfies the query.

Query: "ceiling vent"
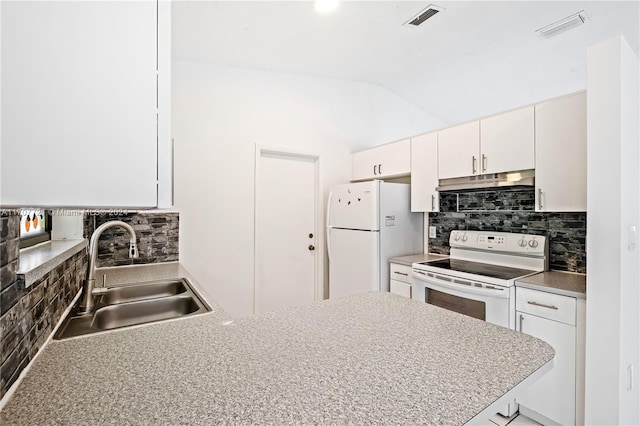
[404,4,444,27]
[536,11,588,38]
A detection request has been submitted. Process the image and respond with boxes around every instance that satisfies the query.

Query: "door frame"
[254,144,323,314]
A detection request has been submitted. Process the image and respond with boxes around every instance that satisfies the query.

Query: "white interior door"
[255,148,319,314]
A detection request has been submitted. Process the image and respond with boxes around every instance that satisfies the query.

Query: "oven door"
[412,268,518,418]
[412,269,515,329]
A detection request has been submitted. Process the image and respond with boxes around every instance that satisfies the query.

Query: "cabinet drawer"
[390,263,412,283]
[390,279,412,298]
[516,287,576,325]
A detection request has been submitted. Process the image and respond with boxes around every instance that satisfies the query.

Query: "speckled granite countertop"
[1,285,554,425]
[388,253,448,266]
[516,271,586,299]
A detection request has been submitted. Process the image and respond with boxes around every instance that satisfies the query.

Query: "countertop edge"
[514,280,586,299]
[388,253,448,266]
[17,239,88,288]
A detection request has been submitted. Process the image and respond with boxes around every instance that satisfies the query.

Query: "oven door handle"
[412,271,511,299]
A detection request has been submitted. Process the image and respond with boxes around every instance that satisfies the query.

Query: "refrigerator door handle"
[326,227,332,262]
[326,190,333,228]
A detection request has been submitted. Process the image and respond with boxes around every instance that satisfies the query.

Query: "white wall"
[172,60,443,317]
[585,35,640,425]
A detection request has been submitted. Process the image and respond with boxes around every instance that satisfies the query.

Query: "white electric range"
[412,230,548,329]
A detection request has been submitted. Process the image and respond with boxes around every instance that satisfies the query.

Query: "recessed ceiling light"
[315,0,340,14]
[536,11,588,39]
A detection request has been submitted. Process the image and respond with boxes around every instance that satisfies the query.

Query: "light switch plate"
[429,226,436,239]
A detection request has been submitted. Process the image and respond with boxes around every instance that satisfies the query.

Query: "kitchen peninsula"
[0,282,553,425]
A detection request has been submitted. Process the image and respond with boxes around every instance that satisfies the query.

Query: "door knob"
[308,245,315,251]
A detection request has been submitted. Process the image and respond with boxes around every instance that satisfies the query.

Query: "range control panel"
[449,230,546,255]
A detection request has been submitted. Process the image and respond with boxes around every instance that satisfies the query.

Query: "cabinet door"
[438,121,480,179]
[411,132,439,212]
[535,92,587,212]
[480,106,535,174]
[352,139,410,181]
[352,148,381,181]
[516,311,576,426]
[390,279,412,298]
[376,139,410,178]
[1,1,158,207]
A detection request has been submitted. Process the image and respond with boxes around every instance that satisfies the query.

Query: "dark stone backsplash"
[1,211,87,399]
[1,215,20,293]
[429,188,586,273]
[83,212,179,268]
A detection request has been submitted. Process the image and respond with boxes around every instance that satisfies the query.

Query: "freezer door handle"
[326,190,333,228]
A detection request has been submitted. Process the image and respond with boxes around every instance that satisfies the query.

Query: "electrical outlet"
[429,226,436,239]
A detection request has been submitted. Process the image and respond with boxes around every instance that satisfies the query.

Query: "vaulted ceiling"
[173,1,640,126]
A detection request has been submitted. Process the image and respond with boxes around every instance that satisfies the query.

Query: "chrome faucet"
[78,220,138,314]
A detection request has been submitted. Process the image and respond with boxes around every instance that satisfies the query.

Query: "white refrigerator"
[327,180,423,298]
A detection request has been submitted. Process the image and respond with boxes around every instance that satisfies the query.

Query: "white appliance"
[412,230,548,417]
[327,180,423,299]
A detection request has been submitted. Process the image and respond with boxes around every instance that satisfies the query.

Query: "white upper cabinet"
[480,105,535,174]
[411,132,439,212]
[352,139,410,182]
[438,107,534,179]
[535,92,587,212]
[0,1,171,208]
[437,121,480,179]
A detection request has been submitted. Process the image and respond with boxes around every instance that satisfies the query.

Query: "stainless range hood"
[437,169,535,192]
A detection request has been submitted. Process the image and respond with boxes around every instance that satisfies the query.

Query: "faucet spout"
[78,220,138,314]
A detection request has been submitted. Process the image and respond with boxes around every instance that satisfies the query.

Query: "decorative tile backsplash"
[83,212,179,268]
[429,188,586,273]
[1,214,20,293]
[0,212,87,399]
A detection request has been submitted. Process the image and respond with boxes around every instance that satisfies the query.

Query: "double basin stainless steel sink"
[55,278,210,339]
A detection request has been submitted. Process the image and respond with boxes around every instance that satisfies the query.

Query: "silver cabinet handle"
[538,188,543,210]
[527,300,558,310]
[519,314,524,332]
[373,164,378,175]
[472,156,477,174]
[394,271,409,276]
[378,164,382,175]
[482,154,487,172]
[431,194,436,211]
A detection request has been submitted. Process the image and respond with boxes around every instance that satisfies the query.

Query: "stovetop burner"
[420,258,537,281]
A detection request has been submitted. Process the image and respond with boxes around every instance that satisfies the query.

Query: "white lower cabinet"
[389,263,412,298]
[515,287,585,426]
